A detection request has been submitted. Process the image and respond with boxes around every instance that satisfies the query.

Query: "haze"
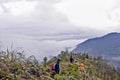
[0,0,120,60]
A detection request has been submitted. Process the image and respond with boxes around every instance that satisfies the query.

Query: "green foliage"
[0,48,119,80]
[54,74,66,80]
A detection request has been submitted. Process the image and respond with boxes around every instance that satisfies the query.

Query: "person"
[80,63,84,68]
[54,58,61,74]
[50,63,55,71]
[70,55,74,63]
[79,62,85,73]
[50,63,55,78]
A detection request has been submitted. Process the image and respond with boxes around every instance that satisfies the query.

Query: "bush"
[54,74,66,80]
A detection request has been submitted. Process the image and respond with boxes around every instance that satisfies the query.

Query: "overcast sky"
[0,0,120,60]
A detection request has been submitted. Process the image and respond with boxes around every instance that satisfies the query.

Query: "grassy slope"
[46,52,120,80]
[0,49,120,80]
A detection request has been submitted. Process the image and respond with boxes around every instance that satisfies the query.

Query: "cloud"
[110,0,120,22]
[0,0,106,38]
[112,56,120,61]
[0,0,99,40]
[0,0,87,60]
[0,0,19,3]
[1,0,119,60]
[0,33,84,60]
[55,0,120,31]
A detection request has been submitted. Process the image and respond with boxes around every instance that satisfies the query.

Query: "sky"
[0,0,120,61]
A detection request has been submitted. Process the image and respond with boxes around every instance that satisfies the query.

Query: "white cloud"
[112,56,120,61]
[0,0,87,60]
[4,1,37,16]
[0,6,4,14]
[55,0,120,31]
[0,33,84,60]
[0,0,95,37]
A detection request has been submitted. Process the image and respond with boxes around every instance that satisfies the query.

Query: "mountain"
[73,32,120,66]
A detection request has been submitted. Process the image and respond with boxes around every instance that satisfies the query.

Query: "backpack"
[51,63,55,70]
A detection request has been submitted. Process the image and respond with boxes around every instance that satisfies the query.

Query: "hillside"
[0,48,120,80]
[73,32,120,66]
[73,32,120,56]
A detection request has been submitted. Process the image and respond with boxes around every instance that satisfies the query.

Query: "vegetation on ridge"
[0,48,120,80]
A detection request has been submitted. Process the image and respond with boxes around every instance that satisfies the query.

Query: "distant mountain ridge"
[73,32,120,66]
